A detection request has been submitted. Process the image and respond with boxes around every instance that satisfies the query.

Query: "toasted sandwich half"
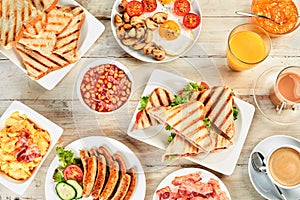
[130,87,174,131]
[149,101,213,152]
[0,0,41,48]
[190,85,236,140]
[163,135,203,161]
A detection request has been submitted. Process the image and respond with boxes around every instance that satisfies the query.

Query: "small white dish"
[248,135,300,200]
[127,69,255,175]
[0,0,105,90]
[0,101,63,195]
[152,168,231,200]
[45,136,146,200]
[76,58,134,114]
[111,0,202,63]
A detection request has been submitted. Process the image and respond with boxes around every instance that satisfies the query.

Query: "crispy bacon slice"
[172,172,202,186]
[156,186,175,200]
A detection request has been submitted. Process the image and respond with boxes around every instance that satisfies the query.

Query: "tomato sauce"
[252,0,299,34]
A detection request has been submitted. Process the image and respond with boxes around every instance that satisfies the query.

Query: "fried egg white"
[151,4,194,56]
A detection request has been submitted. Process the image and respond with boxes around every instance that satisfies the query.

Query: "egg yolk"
[159,20,181,40]
[159,0,174,4]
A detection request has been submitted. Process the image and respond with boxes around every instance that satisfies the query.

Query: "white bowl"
[76,58,134,114]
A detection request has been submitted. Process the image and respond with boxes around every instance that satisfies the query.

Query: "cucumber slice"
[66,180,83,199]
[55,182,76,200]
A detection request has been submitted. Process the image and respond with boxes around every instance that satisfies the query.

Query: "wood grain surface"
[0,0,300,199]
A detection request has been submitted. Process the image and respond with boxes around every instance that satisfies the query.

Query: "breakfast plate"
[111,0,202,63]
[153,168,231,200]
[45,136,146,200]
[248,135,300,200]
[127,69,255,175]
[0,101,63,195]
[0,0,105,90]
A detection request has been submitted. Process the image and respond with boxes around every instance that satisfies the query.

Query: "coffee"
[277,72,300,103]
[268,147,300,187]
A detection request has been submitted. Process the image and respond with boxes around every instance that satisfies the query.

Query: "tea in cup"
[269,66,300,113]
[266,145,300,189]
[226,23,271,71]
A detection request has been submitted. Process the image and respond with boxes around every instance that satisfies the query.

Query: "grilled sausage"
[91,154,107,199]
[82,156,97,197]
[123,168,137,200]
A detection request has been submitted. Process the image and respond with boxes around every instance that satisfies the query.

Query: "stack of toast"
[0,0,85,79]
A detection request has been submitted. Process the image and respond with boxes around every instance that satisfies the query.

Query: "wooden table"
[1,0,300,199]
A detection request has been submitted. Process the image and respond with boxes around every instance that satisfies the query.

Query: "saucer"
[253,67,300,125]
[248,135,300,200]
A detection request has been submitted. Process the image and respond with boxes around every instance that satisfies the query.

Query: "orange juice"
[227,30,268,71]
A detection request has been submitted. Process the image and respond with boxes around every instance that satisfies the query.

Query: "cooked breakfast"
[113,0,201,61]
[156,172,229,199]
[53,146,136,200]
[0,0,85,80]
[130,82,238,160]
[80,63,132,113]
[0,111,51,181]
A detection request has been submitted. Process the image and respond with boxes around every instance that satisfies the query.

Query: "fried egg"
[152,3,194,56]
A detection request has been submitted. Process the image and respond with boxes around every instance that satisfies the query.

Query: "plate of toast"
[45,136,146,200]
[127,69,255,175]
[0,0,105,90]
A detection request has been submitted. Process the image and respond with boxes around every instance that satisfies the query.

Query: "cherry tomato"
[173,0,190,16]
[199,81,209,90]
[63,164,83,182]
[127,1,144,17]
[183,13,201,29]
[142,0,157,12]
[136,110,143,121]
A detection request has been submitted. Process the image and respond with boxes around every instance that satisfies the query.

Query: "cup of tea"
[226,23,271,71]
[266,145,300,189]
[269,66,300,113]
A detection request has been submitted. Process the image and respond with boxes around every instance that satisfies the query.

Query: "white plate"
[127,69,255,175]
[0,101,63,195]
[0,0,105,90]
[45,136,146,200]
[111,0,202,63]
[248,135,300,200]
[152,168,231,200]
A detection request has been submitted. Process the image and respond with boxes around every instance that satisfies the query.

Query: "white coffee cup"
[266,144,300,189]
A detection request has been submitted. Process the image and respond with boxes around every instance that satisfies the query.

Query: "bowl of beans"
[77,59,133,113]
[251,0,300,37]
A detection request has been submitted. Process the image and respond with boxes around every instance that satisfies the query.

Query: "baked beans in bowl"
[77,59,133,113]
[251,0,300,37]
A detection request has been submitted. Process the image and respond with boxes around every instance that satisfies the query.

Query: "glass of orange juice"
[226,23,271,71]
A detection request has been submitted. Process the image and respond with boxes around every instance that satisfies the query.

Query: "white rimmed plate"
[0,0,105,90]
[152,168,231,200]
[248,135,300,200]
[45,136,146,200]
[0,101,63,195]
[76,58,134,114]
[127,69,255,175]
[111,0,202,63]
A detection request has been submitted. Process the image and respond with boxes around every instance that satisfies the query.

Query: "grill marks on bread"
[131,88,174,131]
[191,86,236,140]
[14,5,85,79]
[0,0,41,48]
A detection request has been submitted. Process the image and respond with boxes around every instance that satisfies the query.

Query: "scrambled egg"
[0,111,51,181]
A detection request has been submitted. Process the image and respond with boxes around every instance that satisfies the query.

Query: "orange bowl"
[251,0,300,37]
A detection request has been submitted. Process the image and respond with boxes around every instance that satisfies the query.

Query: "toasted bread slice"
[23,13,46,35]
[18,30,56,56]
[15,43,69,79]
[0,0,41,48]
[54,6,85,63]
[44,7,72,34]
[26,0,58,12]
